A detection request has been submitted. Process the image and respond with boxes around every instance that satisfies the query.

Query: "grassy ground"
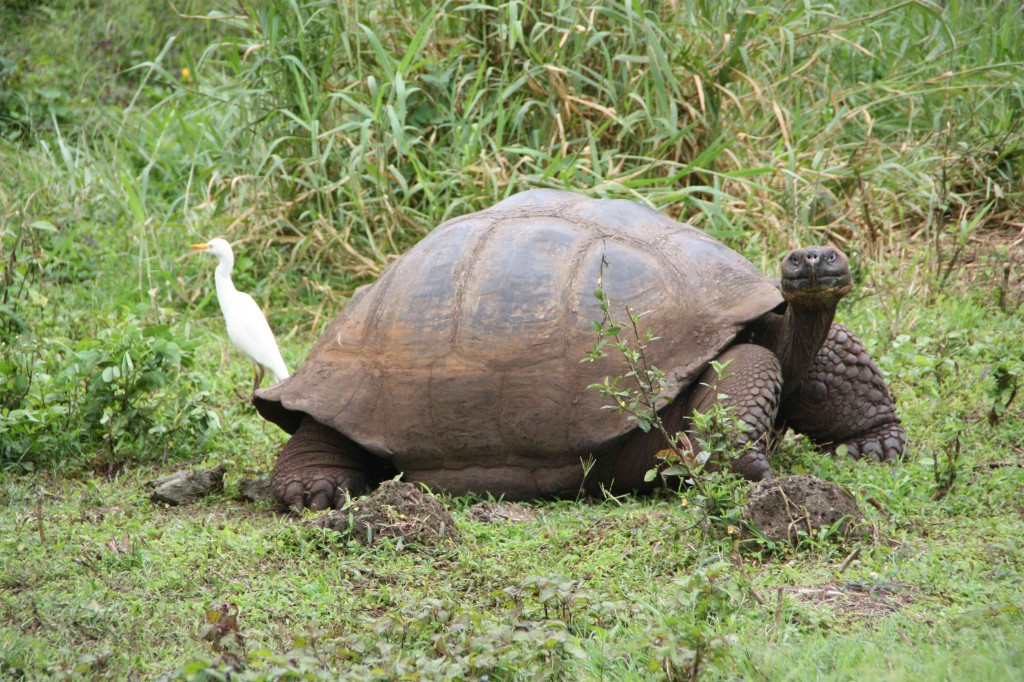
[2,0,1023,679]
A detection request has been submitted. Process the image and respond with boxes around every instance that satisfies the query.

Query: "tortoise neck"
[773,303,836,396]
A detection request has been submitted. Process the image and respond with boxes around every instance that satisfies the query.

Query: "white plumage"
[192,238,289,391]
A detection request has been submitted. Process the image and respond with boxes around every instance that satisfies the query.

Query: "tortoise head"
[780,246,852,310]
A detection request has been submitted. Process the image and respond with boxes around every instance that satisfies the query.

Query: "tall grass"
[6,0,1021,282]
[122,0,1024,277]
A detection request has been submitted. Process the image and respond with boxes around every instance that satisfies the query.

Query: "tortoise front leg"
[779,323,906,462]
[271,416,376,511]
[686,344,783,482]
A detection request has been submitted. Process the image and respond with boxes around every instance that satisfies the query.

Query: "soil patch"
[786,581,919,620]
[315,480,457,547]
[742,474,866,544]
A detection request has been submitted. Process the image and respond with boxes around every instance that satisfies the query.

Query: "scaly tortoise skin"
[254,190,905,510]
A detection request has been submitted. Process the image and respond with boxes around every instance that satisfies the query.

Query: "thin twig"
[865,496,891,521]
[838,546,861,574]
[896,629,917,650]
[972,462,1023,471]
[770,587,784,642]
[731,537,766,606]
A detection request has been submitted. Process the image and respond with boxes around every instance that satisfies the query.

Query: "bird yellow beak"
[191,243,209,251]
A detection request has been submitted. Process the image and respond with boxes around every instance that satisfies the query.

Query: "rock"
[237,476,275,503]
[466,501,538,524]
[315,480,457,547]
[147,466,225,506]
[742,474,866,544]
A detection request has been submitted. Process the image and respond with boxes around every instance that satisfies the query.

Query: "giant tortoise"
[254,189,905,510]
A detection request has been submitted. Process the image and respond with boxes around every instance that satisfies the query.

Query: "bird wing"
[223,291,290,382]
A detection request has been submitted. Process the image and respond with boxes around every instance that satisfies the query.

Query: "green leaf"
[29,220,58,232]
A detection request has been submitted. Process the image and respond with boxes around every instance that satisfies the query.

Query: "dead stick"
[36,490,45,545]
[731,537,766,606]
[770,587,784,642]
[972,462,1023,471]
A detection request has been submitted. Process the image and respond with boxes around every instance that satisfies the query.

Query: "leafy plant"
[646,559,748,680]
[63,319,220,466]
[930,419,963,501]
[583,271,750,536]
[1,313,219,473]
[986,363,1020,426]
[169,573,608,681]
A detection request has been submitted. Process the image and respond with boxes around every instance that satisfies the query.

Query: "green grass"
[2,0,1023,679]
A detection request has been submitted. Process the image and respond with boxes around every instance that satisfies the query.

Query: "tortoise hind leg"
[271,415,393,511]
[779,323,905,462]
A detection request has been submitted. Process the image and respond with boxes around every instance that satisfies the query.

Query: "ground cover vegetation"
[1,0,1022,678]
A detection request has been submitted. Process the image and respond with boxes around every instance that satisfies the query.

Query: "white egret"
[191,238,289,392]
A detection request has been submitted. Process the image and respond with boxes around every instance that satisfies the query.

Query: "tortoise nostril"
[805,252,820,265]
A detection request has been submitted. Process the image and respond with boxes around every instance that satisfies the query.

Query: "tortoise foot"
[730,448,773,481]
[830,422,906,463]
[273,469,366,512]
[781,323,905,466]
[271,416,374,512]
[688,344,783,483]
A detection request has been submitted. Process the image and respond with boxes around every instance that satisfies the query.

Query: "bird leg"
[234,365,265,402]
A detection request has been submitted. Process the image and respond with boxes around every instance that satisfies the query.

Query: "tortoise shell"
[254,189,783,475]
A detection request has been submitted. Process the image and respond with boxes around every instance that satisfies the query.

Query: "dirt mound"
[315,480,457,547]
[742,474,866,544]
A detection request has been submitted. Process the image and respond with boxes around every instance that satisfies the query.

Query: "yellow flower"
[726,525,736,535]
[680,497,688,507]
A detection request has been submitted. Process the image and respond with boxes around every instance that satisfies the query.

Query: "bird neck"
[214,260,237,299]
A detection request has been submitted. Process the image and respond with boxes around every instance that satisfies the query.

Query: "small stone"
[147,465,225,506]
[237,476,275,503]
[742,474,866,544]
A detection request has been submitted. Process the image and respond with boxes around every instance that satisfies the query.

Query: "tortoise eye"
[826,252,837,264]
